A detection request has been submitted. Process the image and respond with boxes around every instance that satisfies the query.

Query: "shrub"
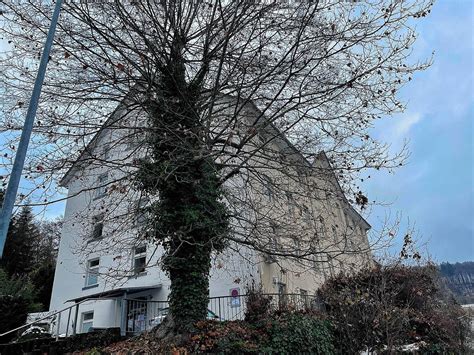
[318,264,471,354]
[244,286,272,323]
[189,312,335,354]
[54,328,122,353]
[260,312,335,355]
[0,295,30,343]
[0,269,42,343]
[191,320,261,353]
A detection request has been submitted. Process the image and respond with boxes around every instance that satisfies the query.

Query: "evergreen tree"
[29,262,55,310]
[30,218,62,310]
[0,269,41,342]
[1,205,40,277]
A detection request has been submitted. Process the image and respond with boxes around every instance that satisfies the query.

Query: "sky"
[1,1,473,263]
[365,0,473,263]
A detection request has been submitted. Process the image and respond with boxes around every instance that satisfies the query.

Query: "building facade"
[49,97,372,335]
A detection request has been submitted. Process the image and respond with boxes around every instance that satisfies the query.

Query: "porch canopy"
[66,285,162,303]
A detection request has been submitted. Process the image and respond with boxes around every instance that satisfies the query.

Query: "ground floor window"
[81,311,94,333]
[278,282,287,309]
[300,289,309,308]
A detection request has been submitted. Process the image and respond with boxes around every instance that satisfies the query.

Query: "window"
[293,238,301,256]
[328,257,335,277]
[344,212,354,231]
[85,259,99,287]
[101,144,110,160]
[136,211,147,227]
[126,131,141,150]
[286,192,296,216]
[300,289,309,308]
[94,173,108,199]
[135,198,149,227]
[270,223,281,250]
[133,246,147,275]
[302,205,311,224]
[91,214,104,239]
[81,311,94,333]
[262,175,274,201]
[332,225,338,243]
[313,252,323,272]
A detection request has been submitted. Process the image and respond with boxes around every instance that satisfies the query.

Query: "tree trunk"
[137,40,229,333]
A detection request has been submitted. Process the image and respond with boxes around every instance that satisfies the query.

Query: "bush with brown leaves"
[318,264,471,354]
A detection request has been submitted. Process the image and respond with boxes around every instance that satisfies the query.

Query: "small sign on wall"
[230,288,241,308]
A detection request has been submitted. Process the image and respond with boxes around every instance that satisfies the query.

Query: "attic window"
[101,144,110,160]
[94,173,108,199]
[262,175,274,201]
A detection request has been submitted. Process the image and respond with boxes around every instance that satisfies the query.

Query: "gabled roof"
[313,151,371,230]
[240,98,370,230]
[60,93,370,230]
[60,88,142,187]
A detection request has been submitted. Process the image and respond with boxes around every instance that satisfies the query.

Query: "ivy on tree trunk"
[136,37,229,332]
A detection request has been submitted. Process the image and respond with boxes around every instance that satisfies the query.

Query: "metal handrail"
[207,292,318,299]
[1,293,320,340]
[0,297,113,339]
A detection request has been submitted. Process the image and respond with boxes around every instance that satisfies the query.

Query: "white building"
[49,96,372,336]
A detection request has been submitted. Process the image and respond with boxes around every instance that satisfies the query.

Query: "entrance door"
[127,298,148,333]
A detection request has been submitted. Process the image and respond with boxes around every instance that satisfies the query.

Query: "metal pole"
[66,307,72,337]
[0,0,62,257]
[55,312,61,341]
[73,304,79,336]
[120,295,128,336]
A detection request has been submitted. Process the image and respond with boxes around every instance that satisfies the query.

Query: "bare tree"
[0,0,433,333]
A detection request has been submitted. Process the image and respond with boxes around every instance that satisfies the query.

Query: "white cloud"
[393,113,422,140]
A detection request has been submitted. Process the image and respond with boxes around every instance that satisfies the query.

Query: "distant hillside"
[439,261,474,304]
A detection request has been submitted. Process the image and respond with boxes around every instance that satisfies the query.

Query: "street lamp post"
[0,0,63,257]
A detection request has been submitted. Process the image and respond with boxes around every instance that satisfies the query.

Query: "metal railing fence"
[0,297,117,341]
[125,293,321,334]
[1,293,322,340]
